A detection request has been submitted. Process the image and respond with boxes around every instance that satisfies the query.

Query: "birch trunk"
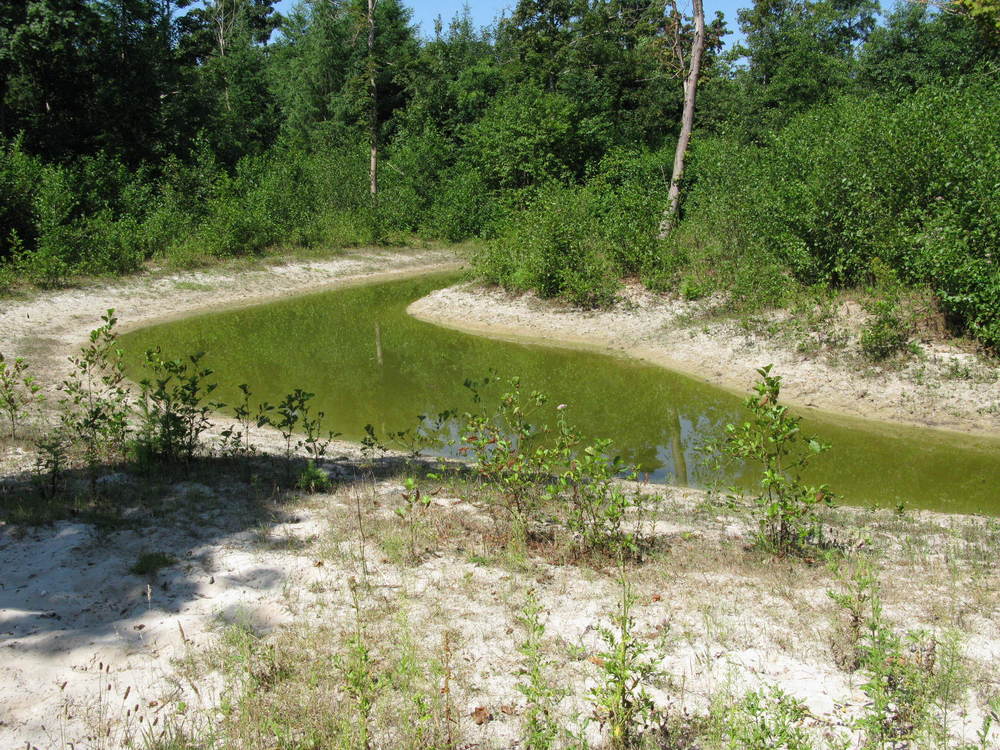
[658,0,705,238]
[367,0,378,196]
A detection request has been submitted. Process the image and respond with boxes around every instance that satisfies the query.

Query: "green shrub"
[59,310,133,477]
[713,365,834,556]
[462,84,604,190]
[135,349,220,463]
[0,354,43,440]
[476,183,620,307]
[860,259,911,361]
[860,309,909,362]
[424,166,494,241]
[0,137,44,263]
[673,71,1000,346]
[459,375,571,534]
[715,687,815,750]
[296,460,332,493]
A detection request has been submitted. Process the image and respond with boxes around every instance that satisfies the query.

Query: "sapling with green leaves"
[217,383,272,458]
[591,570,661,749]
[136,348,221,462]
[714,365,834,556]
[59,309,132,478]
[300,397,338,463]
[516,590,564,750]
[387,408,457,460]
[547,438,655,558]
[274,388,310,464]
[460,375,579,537]
[33,430,68,498]
[0,353,43,440]
[396,476,432,561]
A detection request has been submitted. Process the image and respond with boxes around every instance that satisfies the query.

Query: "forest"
[1,0,998,344]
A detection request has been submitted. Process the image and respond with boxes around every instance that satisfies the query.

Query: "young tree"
[175,0,282,164]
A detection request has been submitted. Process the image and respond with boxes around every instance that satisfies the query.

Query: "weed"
[591,570,662,749]
[516,591,565,749]
[219,620,286,696]
[395,476,432,561]
[295,459,331,493]
[828,558,973,747]
[0,352,43,440]
[130,550,177,576]
[713,686,817,750]
[338,579,379,750]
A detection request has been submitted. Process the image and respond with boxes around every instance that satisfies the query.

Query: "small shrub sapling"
[0,353,43,440]
[714,365,834,556]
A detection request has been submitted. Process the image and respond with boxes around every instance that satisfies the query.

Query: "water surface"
[120,272,1000,515]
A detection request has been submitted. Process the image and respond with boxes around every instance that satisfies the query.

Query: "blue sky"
[273,0,750,48]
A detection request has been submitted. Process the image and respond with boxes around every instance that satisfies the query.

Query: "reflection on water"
[120,272,1000,515]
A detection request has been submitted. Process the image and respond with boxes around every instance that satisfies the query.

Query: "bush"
[461,84,606,190]
[475,183,620,307]
[0,137,45,263]
[135,349,220,463]
[423,166,495,241]
[713,365,834,556]
[472,148,677,307]
[671,71,1000,346]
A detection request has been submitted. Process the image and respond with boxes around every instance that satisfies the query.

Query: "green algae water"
[120,272,1000,515]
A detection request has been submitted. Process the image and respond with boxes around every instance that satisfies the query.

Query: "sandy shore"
[0,249,461,746]
[409,281,1000,438]
[1,248,461,403]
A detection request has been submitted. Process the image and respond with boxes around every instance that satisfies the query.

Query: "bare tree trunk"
[658,0,705,238]
[367,0,378,196]
[214,0,233,112]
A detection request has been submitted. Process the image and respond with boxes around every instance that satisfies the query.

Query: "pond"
[120,271,1000,515]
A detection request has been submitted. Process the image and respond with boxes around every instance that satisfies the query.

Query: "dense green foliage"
[0,0,998,344]
[676,72,1000,345]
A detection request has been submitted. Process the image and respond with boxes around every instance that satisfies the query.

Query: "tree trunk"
[658,0,705,238]
[367,0,378,196]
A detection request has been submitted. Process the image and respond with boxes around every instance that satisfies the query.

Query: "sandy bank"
[408,281,1000,439]
[1,248,461,403]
